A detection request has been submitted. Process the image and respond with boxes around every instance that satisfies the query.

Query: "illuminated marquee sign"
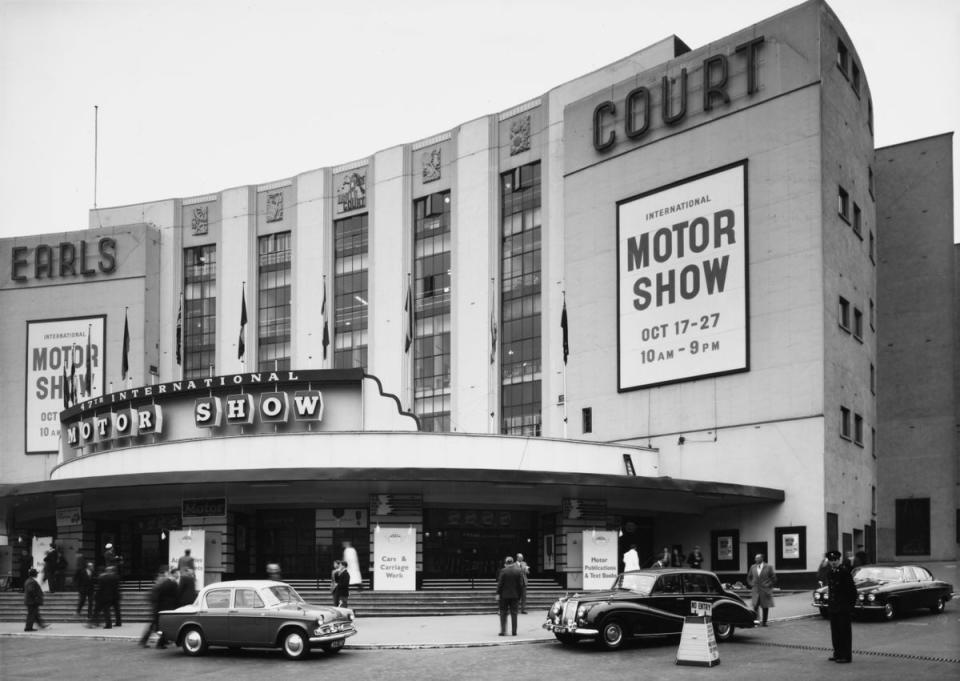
[617,161,748,390]
[66,404,162,448]
[195,391,323,428]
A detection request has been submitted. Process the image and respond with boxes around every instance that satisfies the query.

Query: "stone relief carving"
[336,171,367,213]
[266,192,284,222]
[509,115,531,155]
[422,147,441,183]
[191,206,209,235]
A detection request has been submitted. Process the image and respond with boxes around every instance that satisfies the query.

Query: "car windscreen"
[264,584,306,605]
[852,566,902,582]
[613,573,658,594]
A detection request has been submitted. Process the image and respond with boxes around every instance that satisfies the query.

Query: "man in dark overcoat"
[23,568,49,631]
[496,556,525,636]
[75,560,96,620]
[94,564,121,628]
[825,550,857,663]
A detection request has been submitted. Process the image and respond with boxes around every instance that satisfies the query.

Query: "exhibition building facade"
[0,0,955,588]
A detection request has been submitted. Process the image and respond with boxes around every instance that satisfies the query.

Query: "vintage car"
[543,569,757,650]
[812,564,953,621]
[158,579,357,660]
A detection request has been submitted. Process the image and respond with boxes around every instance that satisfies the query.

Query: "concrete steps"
[0,578,566,622]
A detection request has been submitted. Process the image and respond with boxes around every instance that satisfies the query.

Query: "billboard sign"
[617,162,748,390]
[26,315,105,453]
[373,525,415,591]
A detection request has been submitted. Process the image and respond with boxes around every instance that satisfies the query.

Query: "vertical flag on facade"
[69,344,77,405]
[62,361,69,409]
[489,277,498,365]
[404,278,414,353]
[321,276,330,360]
[238,284,248,361]
[175,293,183,366]
[561,297,569,365]
[85,324,92,395]
[121,309,130,380]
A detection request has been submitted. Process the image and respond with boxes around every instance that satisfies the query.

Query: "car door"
[199,588,233,644]
[229,587,274,645]
[647,574,687,634]
[898,567,922,612]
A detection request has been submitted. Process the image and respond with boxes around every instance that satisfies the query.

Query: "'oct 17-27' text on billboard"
[617,162,748,391]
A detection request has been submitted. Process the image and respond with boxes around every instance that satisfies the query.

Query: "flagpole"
[178,291,184,381]
[93,105,98,209]
[561,287,568,439]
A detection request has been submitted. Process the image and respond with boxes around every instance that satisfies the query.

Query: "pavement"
[0,591,819,649]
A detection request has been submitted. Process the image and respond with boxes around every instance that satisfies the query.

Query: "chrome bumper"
[309,625,357,644]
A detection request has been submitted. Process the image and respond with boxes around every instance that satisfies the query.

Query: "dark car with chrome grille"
[543,569,756,650]
[812,564,953,621]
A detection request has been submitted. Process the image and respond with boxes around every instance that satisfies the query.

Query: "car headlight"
[814,593,821,601]
[550,602,562,616]
[576,603,595,620]
[867,594,876,602]
[858,594,864,601]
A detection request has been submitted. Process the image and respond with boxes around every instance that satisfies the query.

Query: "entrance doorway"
[422,509,537,578]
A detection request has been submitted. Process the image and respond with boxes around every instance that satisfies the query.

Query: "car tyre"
[599,619,627,651]
[181,626,208,657]
[281,628,310,660]
[713,622,735,642]
[930,597,946,614]
[554,633,577,646]
[882,601,897,621]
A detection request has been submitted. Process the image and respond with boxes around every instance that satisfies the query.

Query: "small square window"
[853,308,863,340]
[854,414,864,445]
[838,187,850,222]
[838,297,850,331]
[840,406,851,439]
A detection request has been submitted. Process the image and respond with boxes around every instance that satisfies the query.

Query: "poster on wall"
[25,315,106,453]
[782,533,800,559]
[373,525,415,591]
[581,530,619,590]
[168,530,206,589]
[617,162,748,391]
[718,536,734,561]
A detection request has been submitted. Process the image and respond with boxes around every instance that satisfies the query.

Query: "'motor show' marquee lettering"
[196,391,323,428]
[593,37,764,153]
[67,405,162,448]
[11,238,118,282]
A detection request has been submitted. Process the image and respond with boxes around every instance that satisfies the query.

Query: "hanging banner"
[25,315,106,453]
[373,525,415,591]
[617,162,748,390]
[582,530,619,590]
[168,530,206,589]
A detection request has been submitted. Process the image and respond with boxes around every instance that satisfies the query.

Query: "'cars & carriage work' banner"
[373,525,415,591]
[617,162,748,390]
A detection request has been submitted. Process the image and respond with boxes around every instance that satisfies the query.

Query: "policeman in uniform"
[825,550,856,663]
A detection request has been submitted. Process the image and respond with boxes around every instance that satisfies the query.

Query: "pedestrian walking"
[23,568,50,631]
[516,553,530,613]
[93,564,121,629]
[42,545,58,593]
[342,540,362,589]
[333,560,351,608]
[825,550,856,663]
[177,548,197,606]
[75,560,96,620]
[140,567,178,648]
[496,556,525,636]
[747,553,776,626]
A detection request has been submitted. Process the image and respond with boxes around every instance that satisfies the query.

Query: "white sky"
[1,0,957,241]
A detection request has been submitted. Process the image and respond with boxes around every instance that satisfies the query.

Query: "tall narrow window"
[854,414,864,445]
[582,407,593,434]
[836,40,849,76]
[257,232,291,371]
[413,191,452,432]
[838,297,850,331]
[852,203,862,237]
[853,307,863,340]
[500,161,542,436]
[334,214,369,369]
[870,363,875,394]
[840,406,851,439]
[869,231,875,264]
[183,245,217,379]
[838,186,850,222]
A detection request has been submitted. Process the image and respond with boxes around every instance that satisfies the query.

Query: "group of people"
[623,544,705,571]
[329,540,363,608]
[495,553,530,636]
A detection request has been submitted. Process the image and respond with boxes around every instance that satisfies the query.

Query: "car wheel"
[599,619,627,651]
[713,622,735,642]
[819,607,829,619]
[930,597,946,614]
[321,640,344,654]
[281,628,310,660]
[181,626,208,657]
[882,601,897,621]
[554,633,577,646]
